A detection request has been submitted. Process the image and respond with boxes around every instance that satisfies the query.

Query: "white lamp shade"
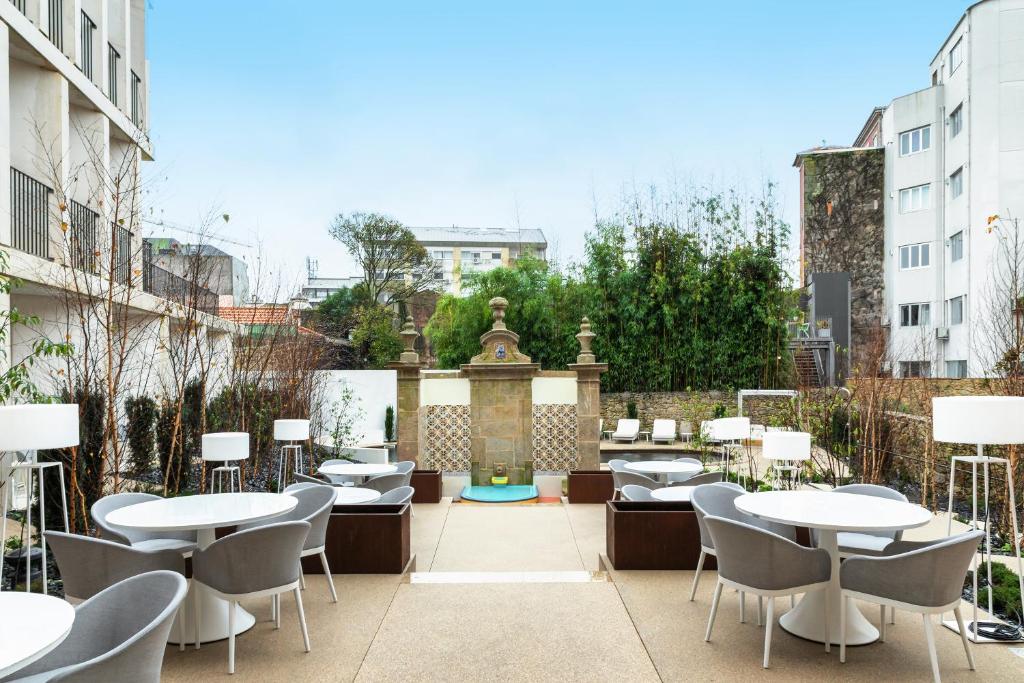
[933,396,1024,445]
[762,431,811,460]
[710,417,751,441]
[274,419,310,441]
[0,404,80,451]
[201,432,250,462]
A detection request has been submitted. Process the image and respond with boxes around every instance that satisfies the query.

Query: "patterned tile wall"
[532,404,579,471]
[422,404,471,471]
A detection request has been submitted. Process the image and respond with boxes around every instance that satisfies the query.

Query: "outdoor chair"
[363,472,406,494]
[611,419,641,442]
[1,571,187,683]
[691,483,798,623]
[318,459,356,486]
[651,419,677,443]
[839,531,984,683]
[611,470,658,500]
[704,516,832,669]
[831,484,909,558]
[679,421,694,442]
[607,459,629,472]
[393,461,415,486]
[375,486,414,506]
[621,484,656,501]
[670,470,722,488]
[284,482,323,493]
[294,472,332,486]
[91,493,197,555]
[191,521,312,674]
[238,485,339,605]
[668,457,702,484]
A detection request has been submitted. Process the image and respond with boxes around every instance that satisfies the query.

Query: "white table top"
[624,461,703,476]
[319,463,397,477]
[331,487,381,504]
[105,492,298,532]
[0,593,75,678]
[651,487,694,502]
[734,490,932,532]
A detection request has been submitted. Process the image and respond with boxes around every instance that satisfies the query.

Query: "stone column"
[389,316,424,465]
[568,317,608,471]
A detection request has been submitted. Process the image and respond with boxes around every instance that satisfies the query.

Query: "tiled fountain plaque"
[532,404,579,471]
[423,404,471,471]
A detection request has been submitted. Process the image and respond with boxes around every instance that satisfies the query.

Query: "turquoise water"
[460,484,539,503]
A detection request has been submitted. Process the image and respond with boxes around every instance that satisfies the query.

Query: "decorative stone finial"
[576,316,596,364]
[488,297,508,330]
[399,315,420,363]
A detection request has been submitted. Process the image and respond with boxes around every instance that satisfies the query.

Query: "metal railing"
[48,0,63,50]
[68,199,98,272]
[130,71,143,128]
[113,223,132,285]
[107,44,120,106]
[79,10,95,81]
[10,168,52,259]
[142,255,218,315]
[11,0,26,14]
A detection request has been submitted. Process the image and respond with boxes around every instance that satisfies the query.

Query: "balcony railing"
[113,223,132,285]
[12,0,26,14]
[142,255,218,316]
[68,199,98,272]
[79,10,95,81]
[107,44,120,106]
[48,0,63,50]
[10,168,52,259]
[130,71,143,128]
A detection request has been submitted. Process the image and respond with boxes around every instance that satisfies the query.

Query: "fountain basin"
[460,484,539,504]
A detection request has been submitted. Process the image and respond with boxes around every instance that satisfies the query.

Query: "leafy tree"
[328,212,437,307]
[312,285,368,337]
[351,305,403,369]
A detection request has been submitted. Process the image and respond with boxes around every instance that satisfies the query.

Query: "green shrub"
[974,562,1022,623]
[626,401,638,420]
[124,395,158,475]
[384,405,395,442]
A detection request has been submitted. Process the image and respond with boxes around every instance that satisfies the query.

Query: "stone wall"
[600,391,798,430]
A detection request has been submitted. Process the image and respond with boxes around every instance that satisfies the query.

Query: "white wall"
[317,370,397,442]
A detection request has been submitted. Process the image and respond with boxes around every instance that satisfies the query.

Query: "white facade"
[880,0,1024,377]
[411,227,547,295]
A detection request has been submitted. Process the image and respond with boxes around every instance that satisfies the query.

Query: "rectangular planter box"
[301,503,411,574]
[567,470,615,504]
[605,500,714,570]
[410,469,442,503]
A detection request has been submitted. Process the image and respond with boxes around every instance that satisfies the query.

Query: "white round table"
[0,593,75,677]
[735,490,931,645]
[105,492,297,644]
[331,487,381,504]
[319,463,396,484]
[624,461,702,484]
[650,486,695,502]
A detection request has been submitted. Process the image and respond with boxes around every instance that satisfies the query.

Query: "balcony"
[67,200,98,272]
[10,168,52,260]
[142,253,218,316]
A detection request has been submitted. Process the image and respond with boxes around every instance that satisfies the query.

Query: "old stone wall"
[600,391,798,430]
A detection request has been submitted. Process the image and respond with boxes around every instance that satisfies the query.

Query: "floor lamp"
[933,395,1024,643]
[0,404,79,594]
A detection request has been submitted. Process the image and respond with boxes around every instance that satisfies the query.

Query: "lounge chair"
[611,419,641,443]
[651,419,677,443]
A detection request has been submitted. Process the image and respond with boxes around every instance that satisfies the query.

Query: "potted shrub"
[816,318,832,338]
[384,405,395,443]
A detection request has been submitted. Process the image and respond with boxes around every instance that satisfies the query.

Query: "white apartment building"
[0,1,233,397]
[874,0,1024,378]
[411,226,547,294]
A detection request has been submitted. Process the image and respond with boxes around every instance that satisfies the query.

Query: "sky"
[144,1,971,297]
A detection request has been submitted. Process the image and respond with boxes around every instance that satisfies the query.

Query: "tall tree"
[328,212,437,307]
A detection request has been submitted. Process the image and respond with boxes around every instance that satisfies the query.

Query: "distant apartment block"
[411,226,547,294]
[147,237,250,308]
[795,0,1024,378]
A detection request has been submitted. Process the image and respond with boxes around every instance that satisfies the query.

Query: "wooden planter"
[410,469,442,503]
[567,470,615,504]
[605,500,713,570]
[301,503,411,574]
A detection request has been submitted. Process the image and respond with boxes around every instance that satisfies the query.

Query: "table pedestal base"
[168,583,257,645]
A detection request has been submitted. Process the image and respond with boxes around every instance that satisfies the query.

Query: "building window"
[946,360,968,378]
[899,184,931,213]
[899,243,930,270]
[950,231,964,262]
[492,252,501,260]
[949,167,964,199]
[900,361,931,378]
[900,302,930,327]
[949,295,964,325]
[899,126,931,156]
[949,104,963,138]
[950,37,963,74]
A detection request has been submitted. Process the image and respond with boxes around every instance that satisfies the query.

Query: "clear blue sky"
[145,0,971,293]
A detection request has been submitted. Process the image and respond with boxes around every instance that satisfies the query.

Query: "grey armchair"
[375,486,414,506]
[394,460,416,483]
[839,530,983,682]
[611,470,658,500]
[621,484,656,501]
[672,471,724,488]
[362,472,406,494]
[294,472,331,486]
[238,486,338,604]
[283,482,323,493]
[192,521,312,674]
[90,493,197,554]
[607,459,629,472]
[668,457,703,484]
[703,516,832,669]
[832,484,908,557]
[2,571,187,683]
[319,458,355,486]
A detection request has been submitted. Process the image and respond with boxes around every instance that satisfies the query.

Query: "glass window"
[950,37,963,74]
[946,360,968,378]
[949,295,964,325]
[950,168,964,199]
[899,184,931,213]
[950,104,963,138]
[900,361,931,378]
[899,126,931,156]
[899,243,930,270]
[950,231,964,262]
[900,303,931,327]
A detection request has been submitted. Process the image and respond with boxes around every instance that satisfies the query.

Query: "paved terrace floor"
[162,500,1024,682]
